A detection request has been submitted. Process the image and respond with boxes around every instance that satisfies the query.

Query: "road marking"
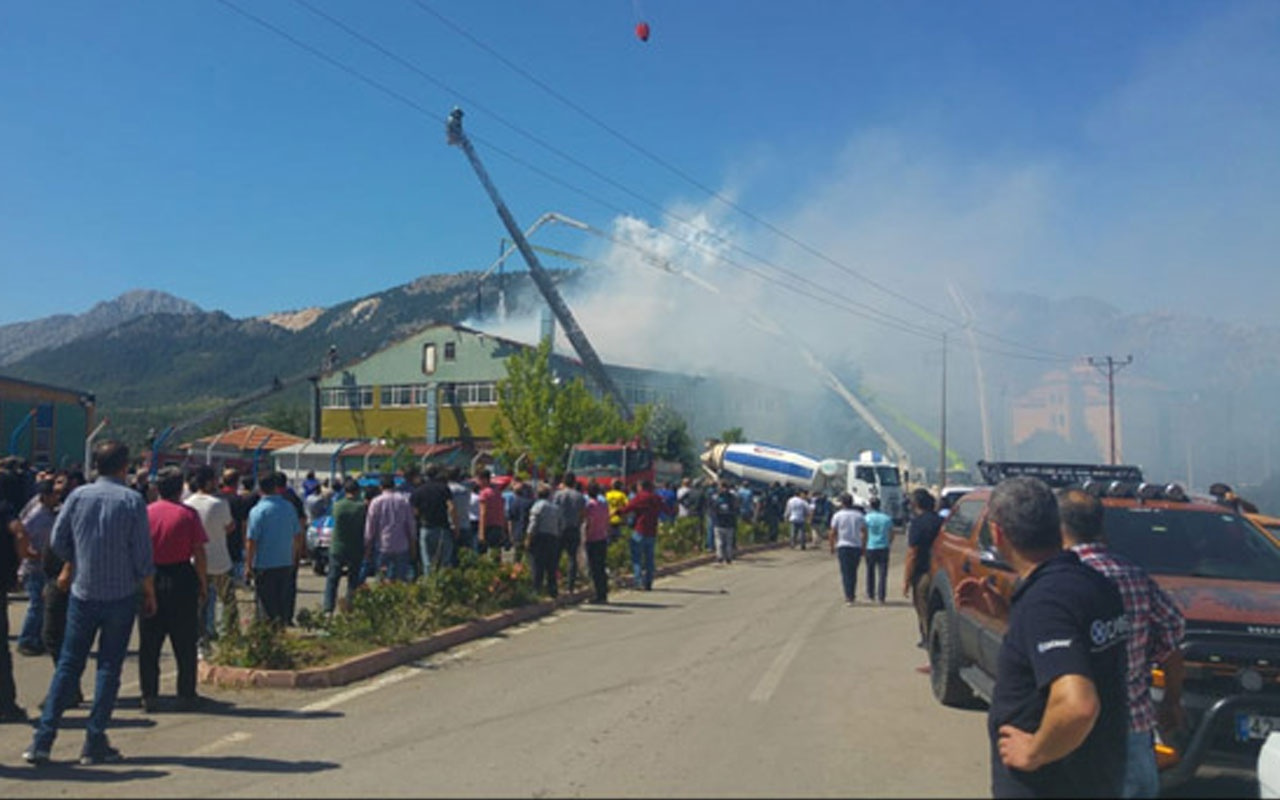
[296,636,505,714]
[748,604,827,704]
[187,731,252,756]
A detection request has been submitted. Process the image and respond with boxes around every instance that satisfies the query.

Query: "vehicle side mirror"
[979,548,1013,571]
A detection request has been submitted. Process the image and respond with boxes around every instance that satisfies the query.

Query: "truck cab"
[845,450,906,523]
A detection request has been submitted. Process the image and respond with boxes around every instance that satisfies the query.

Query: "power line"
[408,0,1078,362]
[212,0,1074,363]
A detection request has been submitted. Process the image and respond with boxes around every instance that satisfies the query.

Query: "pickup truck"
[924,467,1280,789]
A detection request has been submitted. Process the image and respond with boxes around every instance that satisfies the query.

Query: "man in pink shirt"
[475,469,508,561]
[582,481,612,603]
[364,474,415,582]
[140,467,207,713]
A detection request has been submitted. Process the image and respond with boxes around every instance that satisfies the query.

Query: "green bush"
[218,619,296,670]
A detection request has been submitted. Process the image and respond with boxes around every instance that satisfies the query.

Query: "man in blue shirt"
[245,471,302,624]
[24,440,157,766]
[862,498,894,604]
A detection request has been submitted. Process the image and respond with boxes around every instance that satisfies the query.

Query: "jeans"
[705,515,715,551]
[201,572,236,644]
[323,554,363,613]
[714,526,736,563]
[559,531,582,593]
[630,532,656,590]
[529,533,560,598]
[377,550,412,582]
[837,546,862,601]
[585,539,609,602]
[139,562,200,700]
[1122,729,1160,798]
[419,526,453,579]
[790,521,808,549]
[864,548,889,602]
[452,526,476,566]
[19,572,46,650]
[32,593,137,753]
[254,566,294,624]
[0,593,16,711]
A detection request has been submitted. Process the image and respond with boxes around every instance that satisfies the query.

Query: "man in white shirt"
[184,466,236,652]
[785,490,813,550]
[828,493,868,605]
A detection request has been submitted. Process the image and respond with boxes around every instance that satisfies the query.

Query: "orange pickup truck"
[924,462,1280,789]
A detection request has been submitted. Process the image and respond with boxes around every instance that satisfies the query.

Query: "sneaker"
[141,695,159,714]
[79,744,123,765]
[22,746,50,765]
[17,643,45,657]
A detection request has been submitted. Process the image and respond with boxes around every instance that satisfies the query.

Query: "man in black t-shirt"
[980,477,1128,798]
[411,465,457,578]
[902,488,942,647]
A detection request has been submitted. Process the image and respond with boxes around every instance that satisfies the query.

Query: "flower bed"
[208,517,779,677]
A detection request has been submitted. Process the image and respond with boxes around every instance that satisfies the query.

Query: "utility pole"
[1088,355,1133,465]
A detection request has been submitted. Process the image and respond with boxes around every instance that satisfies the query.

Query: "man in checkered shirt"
[1058,489,1186,799]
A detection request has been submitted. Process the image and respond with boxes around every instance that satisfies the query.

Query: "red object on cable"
[635,21,650,42]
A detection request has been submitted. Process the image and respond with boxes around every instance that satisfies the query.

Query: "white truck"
[839,450,907,523]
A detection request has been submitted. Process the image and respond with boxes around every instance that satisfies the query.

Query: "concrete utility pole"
[1089,355,1133,465]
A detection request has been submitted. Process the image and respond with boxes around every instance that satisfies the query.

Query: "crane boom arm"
[447,108,632,421]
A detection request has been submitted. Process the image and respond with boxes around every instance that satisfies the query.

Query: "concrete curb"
[200,540,784,690]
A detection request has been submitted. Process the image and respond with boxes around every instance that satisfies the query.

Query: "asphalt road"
[0,538,1260,797]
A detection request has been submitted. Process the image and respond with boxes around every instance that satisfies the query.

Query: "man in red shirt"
[618,480,664,591]
[140,467,207,713]
[475,468,508,562]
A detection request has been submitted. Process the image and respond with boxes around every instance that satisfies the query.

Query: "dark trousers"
[559,531,581,593]
[139,562,200,700]
[0,593,17,711]
[254,566,294,624]
[837,547,862,602]
[529,534,560,598]
[285,565,299,624]
[585,539,609,602]
[42,582,83,703]
[864,548,889,602]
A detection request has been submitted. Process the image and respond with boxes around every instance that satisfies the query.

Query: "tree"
[718,427,746,444]
[490,339,645,475]
[648,405,698,474]
[263,402,309,437]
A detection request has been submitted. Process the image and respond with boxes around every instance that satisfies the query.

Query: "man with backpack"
[710,482,740,565]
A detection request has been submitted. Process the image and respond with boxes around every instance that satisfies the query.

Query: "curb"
[200,539,785,690]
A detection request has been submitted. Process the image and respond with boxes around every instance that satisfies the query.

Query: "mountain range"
[3,273,1279,502]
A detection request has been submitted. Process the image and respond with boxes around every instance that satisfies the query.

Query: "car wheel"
[929,608,975,707]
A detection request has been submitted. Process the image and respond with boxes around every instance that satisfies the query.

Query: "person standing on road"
[24,440,157,766]
[975,476,1129,798]
[448,468,475,563]
[1,466,40,722]
[786,489,812,550]
[325,479,367,614]
[476,468,508,562]
[901,488,942,647]
[245,471,301,625]
[583,481,611,603]
[364,473,415,582]
[17,479,57,655]
[710,481,739,565]
[526,484,562,598]
[508,480,534,563]
[38,471,87,711]
[618,480,665,591]
[185,466,235,655]
[828,493,866,605]
[411,465,457,580]
[552,473,587,593]
[862,498,894,604]
[1058,488,1185,799]
[139,466,208,713]
[606,479,630,543]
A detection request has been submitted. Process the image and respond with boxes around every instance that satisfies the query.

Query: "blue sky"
[2,0,1277,329]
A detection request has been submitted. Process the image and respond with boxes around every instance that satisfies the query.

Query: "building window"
[422,343,437,375]
[440,381,498,406]
[321,386,373,409]
[444,341,456,361]
[380,384,429,408]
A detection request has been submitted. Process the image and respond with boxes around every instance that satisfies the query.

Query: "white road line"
[748,605,827,704]
[296,636,505,714]
[187,731,252,757]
